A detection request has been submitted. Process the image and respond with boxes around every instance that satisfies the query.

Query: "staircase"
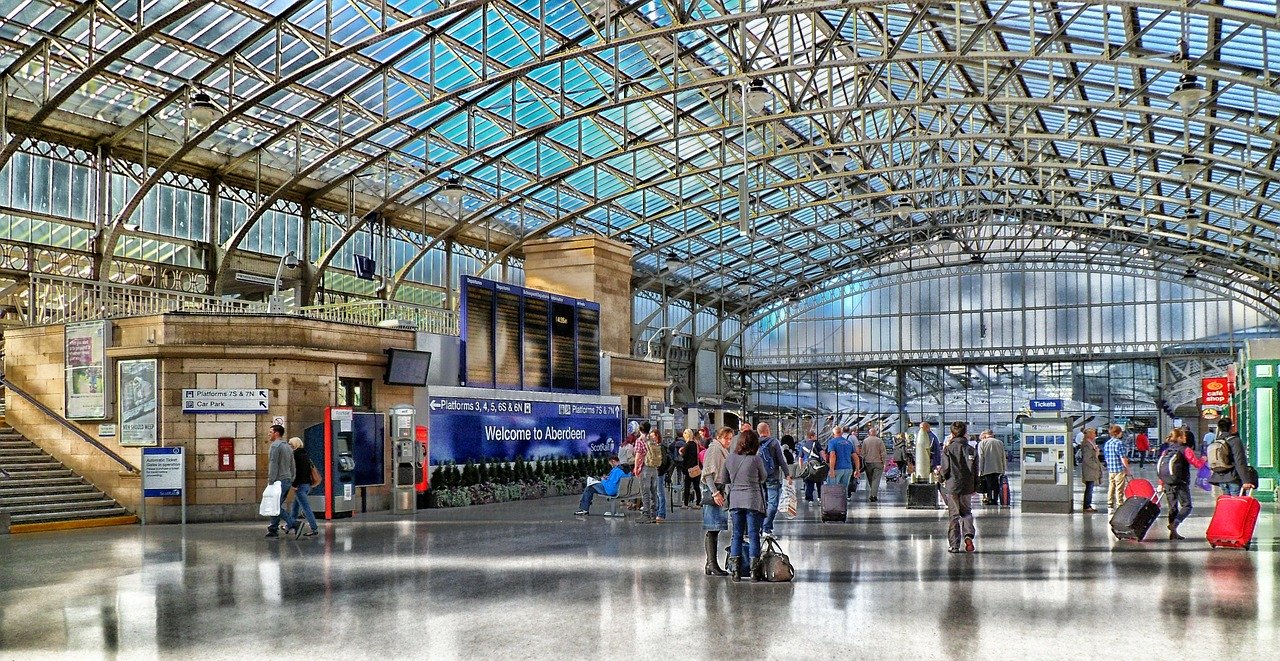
[0,425,136,532]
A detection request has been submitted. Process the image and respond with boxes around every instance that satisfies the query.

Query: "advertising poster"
[64,321,110,420]
[118,359,158,447]
[427,391,622,464]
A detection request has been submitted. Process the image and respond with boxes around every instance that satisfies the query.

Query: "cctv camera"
[284,253,300,269]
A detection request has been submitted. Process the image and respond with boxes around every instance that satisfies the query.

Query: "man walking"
[1103,424,1132,511]
[265,424,298,538]
[798,430,824,503]
[826,426,858,490]
[1207,418,1256,496]
[940,421,979,553]
[860,427,887,502]
[756,422,790,540]
[977,430,1006,505]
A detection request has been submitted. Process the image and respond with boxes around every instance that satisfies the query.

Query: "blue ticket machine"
[303,407,358,519]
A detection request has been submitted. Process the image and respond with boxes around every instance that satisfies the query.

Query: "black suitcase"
[821,483,847,522]
[1110,493,1162,541]
[906,482,940,509]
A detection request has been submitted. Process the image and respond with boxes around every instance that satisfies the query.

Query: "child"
[1156,429,1206,540]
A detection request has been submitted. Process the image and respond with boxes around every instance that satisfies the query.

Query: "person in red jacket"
[1134,431,1150,468]
[1156,428,1205,540]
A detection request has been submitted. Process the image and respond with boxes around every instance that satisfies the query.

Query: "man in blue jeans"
[826,426,858,489]
[575,456,624,515]
[756,422,790,540]
[264,424,297,539]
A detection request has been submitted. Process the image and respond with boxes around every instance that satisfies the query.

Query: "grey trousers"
[864,462,884,495]
[942,492,975,549]
[639,471,658,516]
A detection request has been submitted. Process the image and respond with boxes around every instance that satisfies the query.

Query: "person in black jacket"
[1207,419,1257,496]
[939,421,979,553]
[680,428,702,507]
[287,437,319,538]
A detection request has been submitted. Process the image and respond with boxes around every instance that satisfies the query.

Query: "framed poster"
[65,321,111,420]
[118,359,158,447]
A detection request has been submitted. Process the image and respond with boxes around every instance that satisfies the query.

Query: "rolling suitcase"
[998,474,1012,507]
[1110,491,1162,541]
[1125,478,1155,500]
[906,482,940,509]
[1206,491,1261,549]
[821,483,848,522]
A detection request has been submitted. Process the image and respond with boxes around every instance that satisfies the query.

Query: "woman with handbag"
[721,429,768,582]
[681,428,702,508]
[288,437,320,538]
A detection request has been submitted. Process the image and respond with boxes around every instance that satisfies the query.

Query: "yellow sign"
[1201,407,1221,420]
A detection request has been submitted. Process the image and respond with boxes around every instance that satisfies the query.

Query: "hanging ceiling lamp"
[1172,153,1205,180]
[436,175,466,210]
[664,252,681,271]
[827,149,851,171]
[895,196,913,220]
[744,79,772,116]
[182,91,221,129]
[1169,72,1208,111]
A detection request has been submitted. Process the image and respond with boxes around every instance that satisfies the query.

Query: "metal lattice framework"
[3,0,1280,329]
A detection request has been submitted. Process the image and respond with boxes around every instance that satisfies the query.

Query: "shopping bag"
[1195,465,1213,492]
[780,481,798,519]
[259,481,282,517]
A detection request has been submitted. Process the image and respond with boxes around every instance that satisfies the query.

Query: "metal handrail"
[26,274,267,326]
[0,373,138,474]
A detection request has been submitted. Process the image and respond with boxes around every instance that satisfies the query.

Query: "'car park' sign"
[182,389,270,414]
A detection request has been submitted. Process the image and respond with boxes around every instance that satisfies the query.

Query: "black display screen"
[577,307,600,392]
[384,349,432,386]
[495,290,522,388]
[522,297,550,389]
[550,302,576,390]
[464,283,493,387]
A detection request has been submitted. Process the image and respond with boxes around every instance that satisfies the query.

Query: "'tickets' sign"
[1201,377,1230,407]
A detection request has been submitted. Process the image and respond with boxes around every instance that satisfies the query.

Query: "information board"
[427,388,622,464]
[142,447,184,497]
[182,389,269,414]
[461,277,601,394]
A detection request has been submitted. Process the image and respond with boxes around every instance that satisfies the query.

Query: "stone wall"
[4,313,416,522]
[522,236,634,356]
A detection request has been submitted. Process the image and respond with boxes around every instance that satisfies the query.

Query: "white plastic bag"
[780,481,798,519]
[259,481,282,517]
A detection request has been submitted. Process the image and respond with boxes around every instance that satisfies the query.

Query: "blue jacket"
[601,466,626,496]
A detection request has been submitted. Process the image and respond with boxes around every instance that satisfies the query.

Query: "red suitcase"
[1206,492,1261,549]
[1125,478,1155,500]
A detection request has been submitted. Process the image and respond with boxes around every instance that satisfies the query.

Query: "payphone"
[302,407,358,519]
[1020,416,1075,514]
[389,404,423,514]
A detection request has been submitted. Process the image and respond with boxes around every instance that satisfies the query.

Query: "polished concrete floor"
[1,471,1276,659]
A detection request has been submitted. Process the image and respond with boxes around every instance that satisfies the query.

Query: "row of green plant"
[429,455,611,490]
[431,476,585,508]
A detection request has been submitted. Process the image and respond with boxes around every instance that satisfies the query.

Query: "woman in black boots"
[700,426,734,576]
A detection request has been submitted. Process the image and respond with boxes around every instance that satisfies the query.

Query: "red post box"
[218,437,235,471]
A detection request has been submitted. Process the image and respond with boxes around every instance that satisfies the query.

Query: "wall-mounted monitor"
[384,349,432,387]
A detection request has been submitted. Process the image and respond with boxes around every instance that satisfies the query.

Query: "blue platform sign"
[1029,399,1064,412]
[428,393,622,464]
[142,447,184,497]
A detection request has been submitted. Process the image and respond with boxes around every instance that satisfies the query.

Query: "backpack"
[644,438,665,468]
[758,437,778,478]
[1157,448,1189,486]
[949,442,978,495]
[1207,437,1234,473]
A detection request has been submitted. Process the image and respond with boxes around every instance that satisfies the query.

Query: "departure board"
[550,301,576,390]
[464,282,494,388]
[522,297,551,389]
[494,288,522,389]
[577,306,600,392]
[460,277,601,393]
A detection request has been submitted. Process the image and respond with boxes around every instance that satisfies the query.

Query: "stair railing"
[0,373,138,474]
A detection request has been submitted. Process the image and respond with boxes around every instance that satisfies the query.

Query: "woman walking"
[722,429,768,581]
[681,428,702,507]
[701,427,734,576]
[288,437,319,538]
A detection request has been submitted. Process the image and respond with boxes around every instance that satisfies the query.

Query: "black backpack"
[1157,447,1190,486]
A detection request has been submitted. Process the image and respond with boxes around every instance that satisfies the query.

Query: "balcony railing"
[25,275,267,326]
[298,300,459,336]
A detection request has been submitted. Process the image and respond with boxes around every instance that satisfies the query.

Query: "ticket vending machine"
[388,404,422,515]
[303,407,358,519]
[1020,416,1075,514]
